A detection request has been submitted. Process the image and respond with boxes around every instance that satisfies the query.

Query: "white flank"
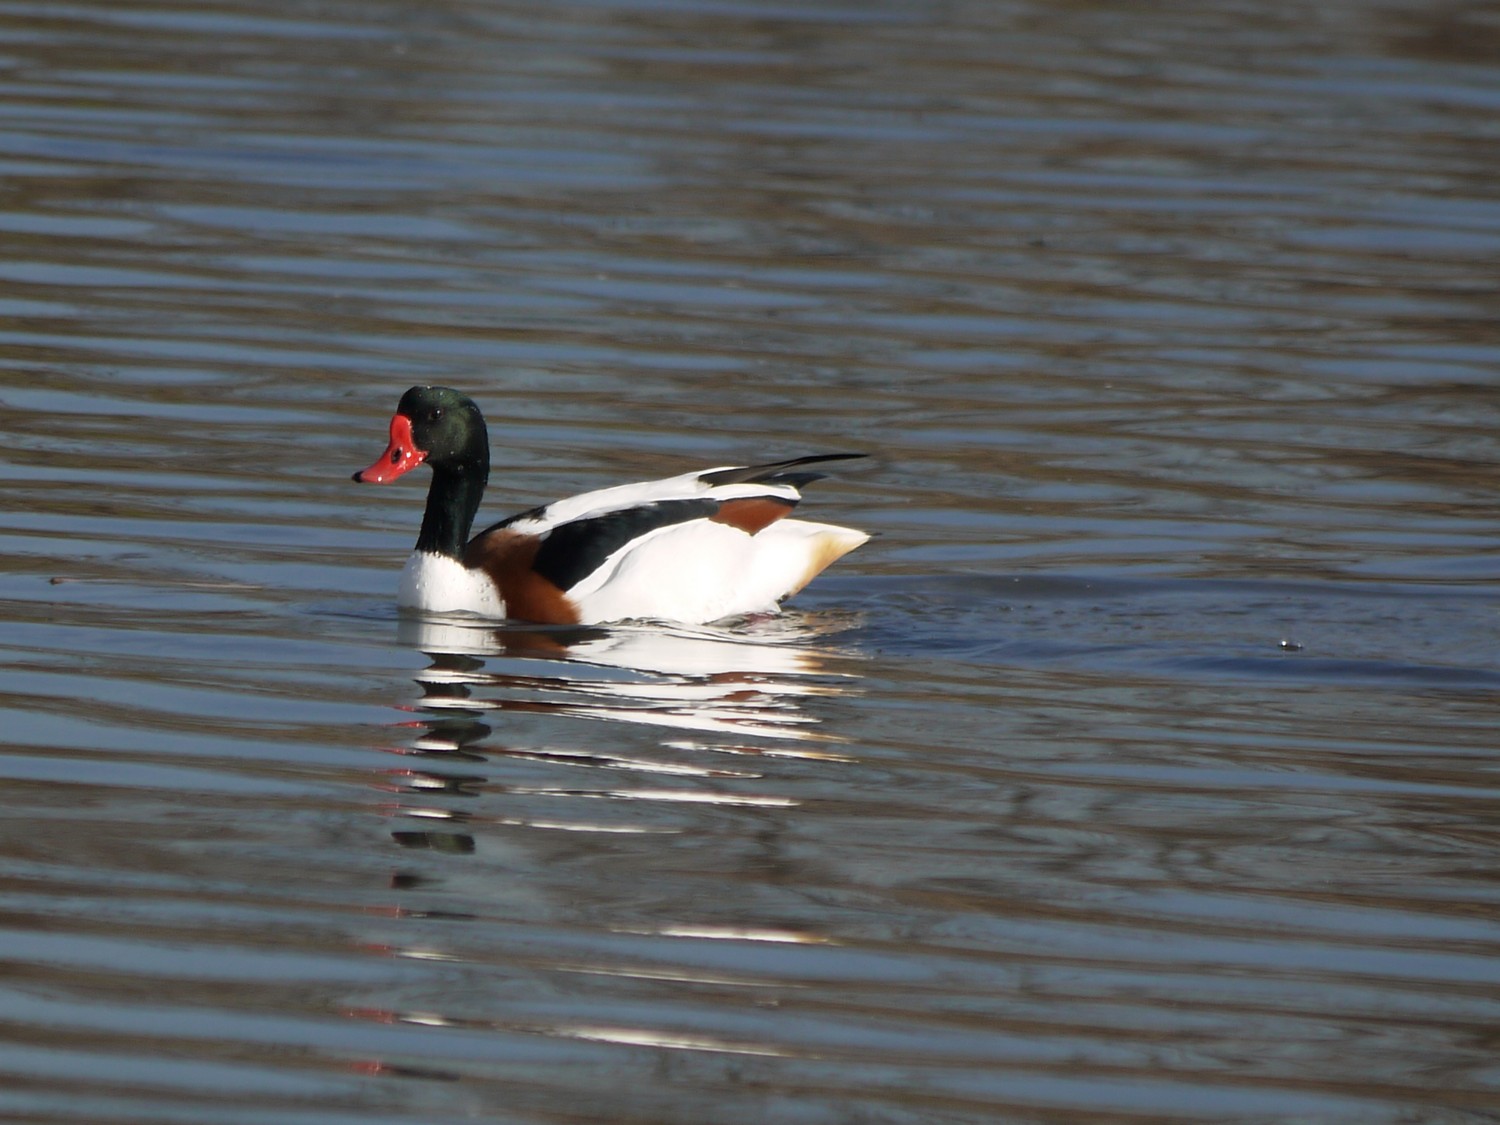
[570,518,869,625]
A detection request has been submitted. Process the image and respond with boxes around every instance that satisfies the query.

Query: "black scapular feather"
[697,453,866,489]
[531,498,720,591]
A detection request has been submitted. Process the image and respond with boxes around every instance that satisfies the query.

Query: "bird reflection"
[353,613,863,1077]
[377,613,862,857]
[397,613,859,743]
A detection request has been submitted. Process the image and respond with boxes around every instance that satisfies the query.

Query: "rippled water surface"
[3,1,1500,1121]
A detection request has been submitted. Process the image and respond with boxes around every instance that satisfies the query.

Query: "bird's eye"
[431,408,444,422]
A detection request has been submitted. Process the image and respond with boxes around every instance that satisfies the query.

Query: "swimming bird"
[354,386,869,624]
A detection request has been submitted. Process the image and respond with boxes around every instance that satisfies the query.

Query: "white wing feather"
[502,469,801,535]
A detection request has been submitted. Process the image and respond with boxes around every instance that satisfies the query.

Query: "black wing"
[486,453,866,592]
[530,498,720,591]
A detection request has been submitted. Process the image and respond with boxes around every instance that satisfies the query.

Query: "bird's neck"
[415,458,488,559]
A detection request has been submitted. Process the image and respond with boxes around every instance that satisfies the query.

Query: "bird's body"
[355,386,868,625]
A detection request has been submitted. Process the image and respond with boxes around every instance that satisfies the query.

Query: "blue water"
[1,0,1499,1121]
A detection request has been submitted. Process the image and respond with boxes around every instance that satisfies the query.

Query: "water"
[2,0,1499,1121]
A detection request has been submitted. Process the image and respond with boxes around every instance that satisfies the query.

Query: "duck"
[353,386,869,625]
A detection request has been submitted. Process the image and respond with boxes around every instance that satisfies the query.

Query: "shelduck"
[354,386,869,625]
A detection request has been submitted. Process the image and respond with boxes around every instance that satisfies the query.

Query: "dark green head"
[354,386,489,483]
[354,386,491,557]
